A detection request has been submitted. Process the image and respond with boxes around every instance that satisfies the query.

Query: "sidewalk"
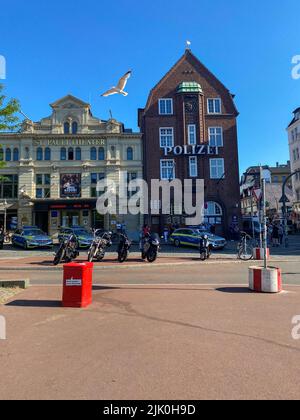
[1,284,300,399]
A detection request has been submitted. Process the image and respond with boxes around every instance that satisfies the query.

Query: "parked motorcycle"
[117,233,132,263]
[141,233,160,263]
[199,234,211,261]
[53,233,79,265]
[87,230,112,262]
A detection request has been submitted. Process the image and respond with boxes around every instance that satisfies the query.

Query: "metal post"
[3,200,7,236]
[251,194,255,241]
[262,178,267,269]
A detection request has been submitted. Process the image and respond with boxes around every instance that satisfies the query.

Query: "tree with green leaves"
[0,84,20,132]
[0,84,21,171]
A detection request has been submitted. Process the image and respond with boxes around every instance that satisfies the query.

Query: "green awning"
[177,81,203,94]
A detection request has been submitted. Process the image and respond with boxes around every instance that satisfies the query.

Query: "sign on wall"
[163,145,219,157]
[60,174,81,198]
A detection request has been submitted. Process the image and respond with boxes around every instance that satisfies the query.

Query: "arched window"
[90,147,97,161]
[68,147,74,161]
[98,147,105,160]
[203,201,223,226]
[204,201,223,216]
[60,147,66,161]
[75,147,81,161]
[5,148,11,161]
[72,121,78,134]
[44,147,51,161]
[127,147,133,161]
[64,122,70,134]
[13,148,19,161]
[36,147,43,161]
[0,148,3,161]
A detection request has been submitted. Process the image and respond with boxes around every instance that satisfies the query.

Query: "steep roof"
[143,49,238,114]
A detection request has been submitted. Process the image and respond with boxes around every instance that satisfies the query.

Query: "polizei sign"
[163,145,219,156]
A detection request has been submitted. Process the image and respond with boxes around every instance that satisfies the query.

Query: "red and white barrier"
[249,266,282,293]
[253,248,270,260]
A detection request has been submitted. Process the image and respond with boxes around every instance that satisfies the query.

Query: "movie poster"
[60,174,81,198]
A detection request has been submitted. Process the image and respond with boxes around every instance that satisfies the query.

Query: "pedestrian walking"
[163,226,169,244]
[272,224,280,247]
[278,224,284,245]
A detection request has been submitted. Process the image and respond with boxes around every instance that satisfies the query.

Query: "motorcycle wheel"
[96,251,105,261]
[147,249,157,263]
[141,252,146,260]
[118,250,128,263]
[88,245,97,262]
[53,247,64,266]
[200,252,207,261]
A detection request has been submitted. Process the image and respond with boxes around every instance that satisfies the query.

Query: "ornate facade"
[0,95,143,237]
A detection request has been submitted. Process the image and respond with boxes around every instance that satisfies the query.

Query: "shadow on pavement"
[92,286,119,291]
[215,287,252,294]
[6,300,62,307]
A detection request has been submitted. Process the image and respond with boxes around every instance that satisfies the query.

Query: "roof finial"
[186,40,191,51]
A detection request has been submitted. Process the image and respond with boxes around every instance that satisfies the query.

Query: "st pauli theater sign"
[163,144,219,156]
[33,138,106,147]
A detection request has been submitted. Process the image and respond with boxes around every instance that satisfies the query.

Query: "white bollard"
[249,266,282,293]
[253,248,270,261]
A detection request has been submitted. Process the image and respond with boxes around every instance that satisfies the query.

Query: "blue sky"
[1,0,299,174]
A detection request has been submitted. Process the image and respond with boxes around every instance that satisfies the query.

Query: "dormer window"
[207,98,222,114]
[64,122,70,134]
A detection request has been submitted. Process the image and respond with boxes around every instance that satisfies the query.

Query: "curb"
[0,279,30,288]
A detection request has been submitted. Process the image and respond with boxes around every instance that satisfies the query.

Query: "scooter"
[87,230,112,262]
[141,233,160,263]
[53,233,79,265]
[117,233,132,263]
[199,234,211,261]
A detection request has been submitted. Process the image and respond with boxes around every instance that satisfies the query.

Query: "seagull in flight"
[101,71,132,97]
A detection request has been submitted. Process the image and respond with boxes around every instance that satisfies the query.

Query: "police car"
[12,226,53,249]
[170,228,227,250]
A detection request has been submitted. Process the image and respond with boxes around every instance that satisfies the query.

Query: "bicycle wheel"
[238,244,253,261]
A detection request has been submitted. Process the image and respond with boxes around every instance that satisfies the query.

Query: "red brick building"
[138,48,241,237]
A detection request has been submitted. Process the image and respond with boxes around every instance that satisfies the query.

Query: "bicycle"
[237,231,254,261]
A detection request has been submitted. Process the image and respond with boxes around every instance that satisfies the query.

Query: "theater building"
[138,48,241,236]
[0,95,143,236]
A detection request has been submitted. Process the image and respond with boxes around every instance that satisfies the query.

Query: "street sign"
[253,189,262,201]
[279,194,290,204]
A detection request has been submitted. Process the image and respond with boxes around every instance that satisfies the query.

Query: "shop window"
[0,174,18,199]
[127,147,133,161]
[5,148,11,161]
[61,147,67,161]
[98,147,105,160]
[75,147,81,161]
[13,148,19,161]
[44,147,51,161]
[36,147,43,161]
[90,147,97,160]
[72,121,78,134]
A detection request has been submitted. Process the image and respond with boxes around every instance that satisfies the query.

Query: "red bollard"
[62,262,93,308]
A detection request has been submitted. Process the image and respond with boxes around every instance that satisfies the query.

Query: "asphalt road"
[0,260,299,286]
